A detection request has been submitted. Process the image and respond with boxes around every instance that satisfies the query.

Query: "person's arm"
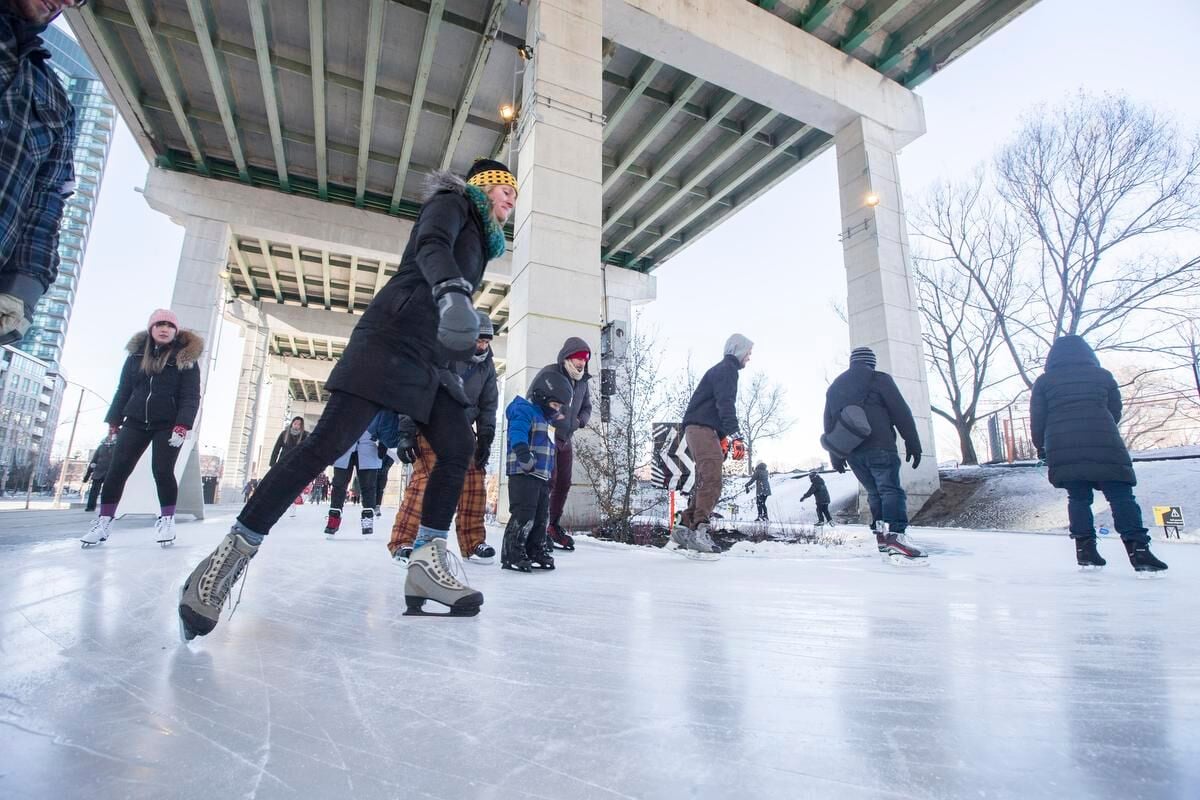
[477,363,499,437]
[104,358,136,427]
[716,365,739,436]
[576,379,592,429]
[1030,378,1047,453]
[800,486,815,501]
[269,430,286,467]
[174,364,203,430]
[506,402,537,471]
[412,193,470,287]
[1106,373,1123,425]
[880,374,920,452]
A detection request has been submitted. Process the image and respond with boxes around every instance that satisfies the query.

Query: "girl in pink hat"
[80,309,204,548]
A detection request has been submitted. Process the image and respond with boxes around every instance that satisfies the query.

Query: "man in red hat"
[532,338,593,551]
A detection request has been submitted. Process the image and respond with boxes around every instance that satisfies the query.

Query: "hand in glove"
[432,278,479,354]
[395,415,418,464]
[832,457,848,474]
[168,425,189,448]
[1036,447,1047,466]
[474,432,494,471]
[905,449,922,470]
[0,293,30,345]
[513,442,537,473]
[376,441,388,460]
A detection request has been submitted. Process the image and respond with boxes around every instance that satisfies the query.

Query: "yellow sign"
[1153,506,1184,526]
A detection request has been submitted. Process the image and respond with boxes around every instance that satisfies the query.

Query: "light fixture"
[499,103,516,122]
[864,192,881,208]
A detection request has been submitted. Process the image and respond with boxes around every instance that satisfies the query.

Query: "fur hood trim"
[424,170,469,200]
[125,329,205,369]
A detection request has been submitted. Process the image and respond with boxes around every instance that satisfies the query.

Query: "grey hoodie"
[533,337,593,443]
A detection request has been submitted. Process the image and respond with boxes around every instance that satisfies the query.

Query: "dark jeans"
[85,480,103,511]
[101,426,182,510]
[755,495,769,520]
[846,448,907,532]
[238,390,472,536]
[548,439,574,525]
[331,454,378,512]
[1063,480,1149,545]
[510,472,551,556]
[815,502,832,524]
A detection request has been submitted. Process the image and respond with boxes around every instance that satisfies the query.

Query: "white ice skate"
[81,516,113,548]
[404,539,483,616]
[155,515,176,547]
[666,524,719,562]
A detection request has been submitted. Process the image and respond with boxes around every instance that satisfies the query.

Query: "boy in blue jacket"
[503,370,574,572]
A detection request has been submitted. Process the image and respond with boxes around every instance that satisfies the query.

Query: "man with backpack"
[821,347,925,561]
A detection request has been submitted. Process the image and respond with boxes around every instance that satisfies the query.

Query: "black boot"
[501,519,532,572]
[1124,540,1168,573]
[527,527,555,570]
[1075,536,1106,568]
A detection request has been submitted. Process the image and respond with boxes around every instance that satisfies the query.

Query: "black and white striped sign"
[651,422,694,492]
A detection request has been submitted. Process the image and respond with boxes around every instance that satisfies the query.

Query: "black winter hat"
[529,370,574,410]
[466,159,516,190]
[850,347,877,369]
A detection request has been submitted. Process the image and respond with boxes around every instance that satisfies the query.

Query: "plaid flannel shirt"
[0,13,76,316]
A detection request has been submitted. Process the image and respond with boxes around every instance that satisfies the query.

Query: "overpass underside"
[69,0,1038,518]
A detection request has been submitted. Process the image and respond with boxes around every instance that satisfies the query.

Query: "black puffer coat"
[326,172,496,423]
[823,364,920,455]
[682,355,742,438]
[800,474,830,504]
[105,330,204,431]
[744,463,771,496]
[1030,336,1135,487]
[454,346,499,436]
[270,427,308,467]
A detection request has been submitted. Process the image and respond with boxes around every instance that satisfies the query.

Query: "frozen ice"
[1,503,1198,799]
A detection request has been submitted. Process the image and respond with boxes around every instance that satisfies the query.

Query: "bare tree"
[1113,367,1200,451]
[912,175,1023,463]
[663,352,700,423]
[736,371,793,471]
[574,327,666,537]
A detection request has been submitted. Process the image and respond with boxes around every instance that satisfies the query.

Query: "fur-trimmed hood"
[423,170,469,200]
[125,329,205,369]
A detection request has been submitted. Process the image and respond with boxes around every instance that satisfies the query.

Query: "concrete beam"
[226,299,356,341]
[603,0,926,143]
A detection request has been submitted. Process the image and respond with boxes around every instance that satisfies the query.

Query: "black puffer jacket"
[1030,336,1134,487]
[683,355,742,438]
[533,337,593,444]
[270,427,308,467]
[84,440,114,482]
[105,330,204,431]
[325,172,498,423]
[823,364,920,455]
[800,474,830,504]
[454,346,499,436]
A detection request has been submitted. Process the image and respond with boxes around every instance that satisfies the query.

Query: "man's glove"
[168,425,189,448]
[377,441,387,459]
[513,442,536,473]
[432,278,479,353]
[832,457,848,474]
[906,449,922,470]
[396,415,418,464]
[0,293,30,345]
[474,431,494,470]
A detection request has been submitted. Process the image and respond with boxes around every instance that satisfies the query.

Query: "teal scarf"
[465,184,508,261]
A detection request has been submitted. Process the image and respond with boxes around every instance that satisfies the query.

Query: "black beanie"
[850,347,877,369]
[465,159,516,190]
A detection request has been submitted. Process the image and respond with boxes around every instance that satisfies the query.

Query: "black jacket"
[84,440,114,483]
[1030,336,1135,487]
[823,364,920,455]
[325,172,497,423]
[744,463,771,496]
[270,428,308,467]
[454,347,499,436]
[800,474,830,504]
[105,330,204,431]
[683,354,742,438]
[534,337,594,444]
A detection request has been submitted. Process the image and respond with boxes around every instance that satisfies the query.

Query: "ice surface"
[2,504,1198,799]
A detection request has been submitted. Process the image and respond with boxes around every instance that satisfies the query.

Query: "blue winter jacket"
[505,396,556,481]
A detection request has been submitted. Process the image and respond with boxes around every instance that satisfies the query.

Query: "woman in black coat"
[81,309,203,548]
[1030,335,1166,572]
[178,159,517,639]
[269,416,308,467]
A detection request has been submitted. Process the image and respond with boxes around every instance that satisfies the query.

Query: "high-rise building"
[15,27,116,483]
[0,346,51,493]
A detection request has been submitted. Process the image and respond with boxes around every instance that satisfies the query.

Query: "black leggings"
[755,495,769,520]
[331,454,378,511]
[100,426,182,509]
[237,389,472,536]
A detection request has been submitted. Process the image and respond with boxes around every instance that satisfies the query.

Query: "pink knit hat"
[148,308,179,330]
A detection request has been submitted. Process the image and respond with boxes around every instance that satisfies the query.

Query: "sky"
[50,0,1200,469]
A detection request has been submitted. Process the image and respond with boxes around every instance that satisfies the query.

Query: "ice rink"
[2,503,1197,799]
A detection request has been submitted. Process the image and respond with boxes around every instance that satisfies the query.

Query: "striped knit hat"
[850,347,877,369]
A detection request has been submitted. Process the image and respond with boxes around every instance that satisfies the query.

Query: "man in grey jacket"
[535,337,592,551]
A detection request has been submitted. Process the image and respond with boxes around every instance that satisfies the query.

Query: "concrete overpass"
[67,0,1039,518]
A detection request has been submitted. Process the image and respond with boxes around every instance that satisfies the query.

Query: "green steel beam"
[875,0,984,75]
[602,91,742,234]
[603,76,704,192]
[391,0,446,212]
[756,0,779,9]
[603,58,662,136]
[605,107,778,256]
[840,0,912,54]
[802,0,850,33]
[124,0,208,174]
[637,124,818,263]
[355,0,387,206]
[904,0,1040,87]
[184,0,248,180]
[290,244,309,306]
[308,0,329,199]
[440,0,505,171]
[247,0,290,191]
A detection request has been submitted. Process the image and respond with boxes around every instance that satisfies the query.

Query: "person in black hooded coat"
[1030,335,1167,571]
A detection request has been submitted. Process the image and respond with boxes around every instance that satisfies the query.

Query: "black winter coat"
[454,347,499,436]
[744,463,771,496]
[800,474,830,504]
[105,330,204,431]
[823,364,920,455]
[534,337,594,444]
[84,441,113,482]
[270,428,308,467]
[325,173,496,423]
[683,354,742,438]
[1030,336,1135,487]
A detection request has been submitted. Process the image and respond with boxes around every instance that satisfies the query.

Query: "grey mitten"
[432,278,479,353]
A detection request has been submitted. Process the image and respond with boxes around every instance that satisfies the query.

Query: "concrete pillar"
[834,116,939,512]
[501,0,605,527]
[119,217,230,519]
[221,311,270,499]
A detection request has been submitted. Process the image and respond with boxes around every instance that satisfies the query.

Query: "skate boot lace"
[429,542,468,589]
[199,537,253,618]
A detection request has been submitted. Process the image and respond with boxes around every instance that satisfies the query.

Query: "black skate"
[547,523,575,551]
[360,508,374,535]
[527,530,555,570]
[1075,537,1106,569]
[1124,540,1167,575]
[324,509,341,535]
[501,518,533,572]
